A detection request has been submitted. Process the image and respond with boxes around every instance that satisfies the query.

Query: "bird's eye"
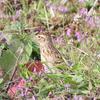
[38,36,41,38]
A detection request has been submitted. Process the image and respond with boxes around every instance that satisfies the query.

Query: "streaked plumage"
[35,31,68,72]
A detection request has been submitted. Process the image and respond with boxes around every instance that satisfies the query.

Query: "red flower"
[25,61,45,73]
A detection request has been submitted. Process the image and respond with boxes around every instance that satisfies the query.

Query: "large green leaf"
[39,85,57,96]
[0,50,17,70]
[21,41,32,64]
[0,40,23,70]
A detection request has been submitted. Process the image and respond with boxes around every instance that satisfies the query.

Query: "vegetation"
[0,0,100,99]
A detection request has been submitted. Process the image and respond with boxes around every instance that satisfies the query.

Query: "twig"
[5,48,23,93]
[87,0,98,17]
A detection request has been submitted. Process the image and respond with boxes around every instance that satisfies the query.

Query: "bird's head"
[35,31,52,45]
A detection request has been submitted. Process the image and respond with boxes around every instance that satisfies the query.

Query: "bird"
[35,31,70,73]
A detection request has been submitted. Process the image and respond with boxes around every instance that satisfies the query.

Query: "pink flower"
[65,83,70,88]
[65,83,71,92]
[34,67,37,73]
[93,97,96,100]
[88,17,95,27]
[43,66,48,72]
[75,32,82,42]
[73,94,78,100]
[12,15,16,21]
[0,13,3,18]
[63,7,68,12]
[85,33,88,36]
[55,98,59,100]
[24,88,29,95]
[82,33,85,38]
[0,0,5,3]
[79,0,86,3]
[97,25,100,27]
[51,5,56,11]
[32,96,36,100]
[2,36,8,40]
[85,16,89,21]
[79,8,87,17]
[56,37,63,44]
[38,71,42,75]
[66,28,71,37]
[14,0,17,3]
[86,38,89,45]
[0,31,3,34]
[79,97,83,100]
[95,16,100,24]
[16,9,22,15]
[28,76,32,81]
[45,1,50,6]
[40,29,43,32]
[58,6,62,11]
[58,6,68,12]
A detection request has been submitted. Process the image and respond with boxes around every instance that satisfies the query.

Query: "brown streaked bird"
[35,31,69,73]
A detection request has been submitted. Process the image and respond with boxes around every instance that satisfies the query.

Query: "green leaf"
[39,85,57,96]
[73,65,88,71]
[0,50,16,70]
[0,85,6,90]
[21,41,32,64]
[89,81,92,90]
[72,75,83,83]
[0,78,3,84]
[0,41,20,70]
[55,65,69,69]
[19,65,31,79]
[81,90,90,94]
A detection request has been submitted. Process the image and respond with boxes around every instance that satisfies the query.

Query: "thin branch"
[5,48,23,93]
